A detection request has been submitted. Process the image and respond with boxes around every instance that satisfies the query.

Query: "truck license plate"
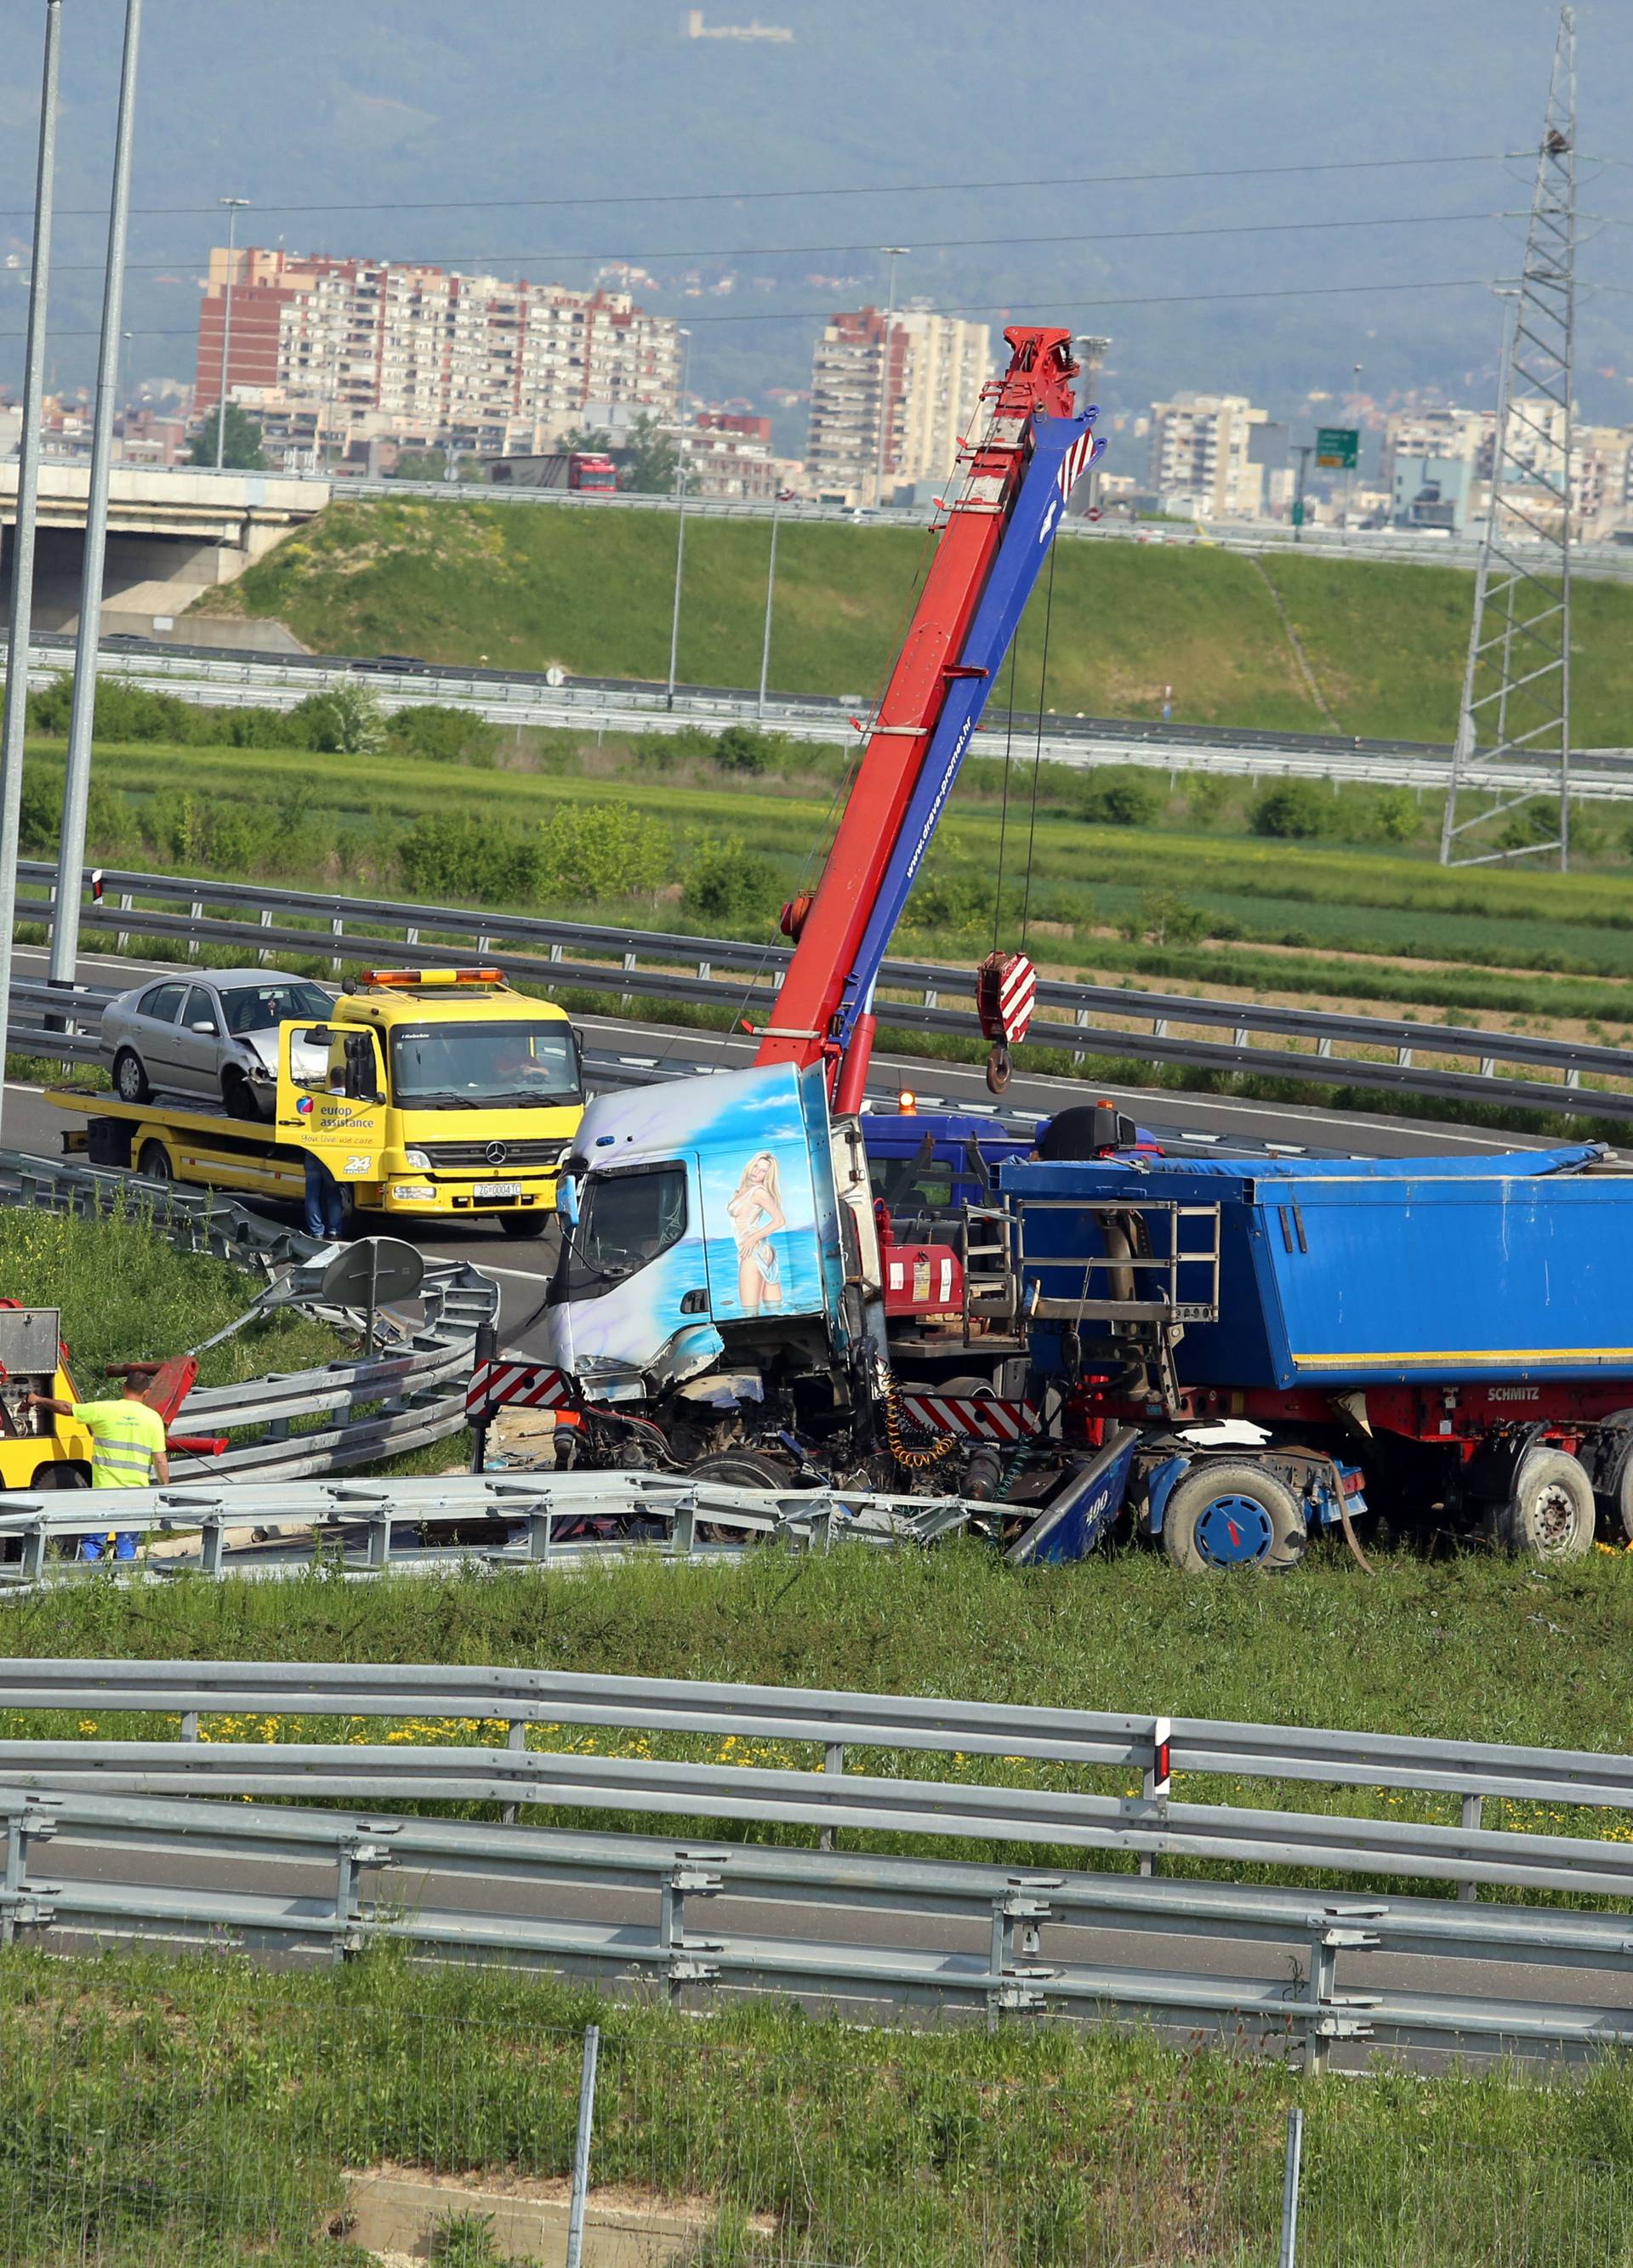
[475,1180,523,1199]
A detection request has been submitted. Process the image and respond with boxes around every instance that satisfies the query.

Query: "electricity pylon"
[1440,6,1576,870]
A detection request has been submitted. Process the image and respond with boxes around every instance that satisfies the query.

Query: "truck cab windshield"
[391,1020,581,1107]
[558,1163,688,1299]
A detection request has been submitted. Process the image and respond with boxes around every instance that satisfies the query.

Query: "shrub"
[907,861,990,934]
[1368,786,1421,844]
[680,834,778,928]
[1120,887,1208,947]
[25,673,200,744]
[535,802,669,901]
[396,811,538,904]
[287,682,386,756]
[1249,780,1332,839]
[712,725,779,775]
[386,704,499,765]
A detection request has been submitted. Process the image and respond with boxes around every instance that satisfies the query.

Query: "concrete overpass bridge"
[0,462,330,645]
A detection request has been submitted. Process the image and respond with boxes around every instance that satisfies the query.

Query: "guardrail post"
[329,915,344,977]
[1278,2106,1304,2268]
[819,1741,844,1851]
[332,1832,394,1962]
[366,1505,391,1572]
[188,901,203,960]
[564,2024,600,2268]
[1459,1794,1483,1901]
[0,1800,56,1946]
[1139,1715,1171,1878]
[116,891,134,952]
[180,1709,198,1742]
[657,1859,722,2001]
[20,1517,47,1587]
[198,1515,224,1579]
[501,1719,525,1826]
[257,907,274,966]
[986,1880,1057,2030]
[670,1492,696,1557]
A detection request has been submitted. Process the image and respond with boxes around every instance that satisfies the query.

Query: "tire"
[136,1140,174,1182]
[1495,1447,1596,1560]
[222,1068,258,1121]
[497,1212,549,1239]
[692,1448,792,1543]
[1159,1461,1307,1574]
[112,1048,151,1105]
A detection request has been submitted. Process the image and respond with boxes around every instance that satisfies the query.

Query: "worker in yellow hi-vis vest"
[26,1377,169,1561]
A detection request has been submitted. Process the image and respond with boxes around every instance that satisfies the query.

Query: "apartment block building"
[195,247,682,459]
[1147,393,1273,520]
[805,306,990,506]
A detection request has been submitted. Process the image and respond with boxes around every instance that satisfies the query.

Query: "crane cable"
[990,639,1021,952]
[1017,543,1059,949]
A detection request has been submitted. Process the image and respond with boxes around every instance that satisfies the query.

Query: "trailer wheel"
[497,1213,549,1239]
[1496,1448,1596,1560]
[1160,1463,1306,1574]
[136,1140,174,1182]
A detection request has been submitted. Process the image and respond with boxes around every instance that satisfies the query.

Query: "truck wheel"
[136,1140,174,1182]
[1160,1463,1306,1574]
[692,1448,791,1543]
[1496,1448,1596,1560]
[112,1048,151,1105]
[497,1213,549,1239]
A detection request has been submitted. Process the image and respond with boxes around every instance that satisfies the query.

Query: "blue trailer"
[998,1142,1633,1566]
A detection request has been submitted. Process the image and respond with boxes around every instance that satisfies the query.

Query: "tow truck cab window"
[560,1163,687,1299]
[390,1020,581,1107]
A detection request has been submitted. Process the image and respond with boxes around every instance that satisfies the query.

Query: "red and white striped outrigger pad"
[897,1393,1041,1443]
[466,1360,577,1422]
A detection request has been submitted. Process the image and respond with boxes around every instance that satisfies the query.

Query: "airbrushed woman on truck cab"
[726,1151,785,1313]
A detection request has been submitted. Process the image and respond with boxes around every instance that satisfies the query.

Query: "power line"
[0,149,1512,225]
[36,207,1510,277]
[0,276,1506,344]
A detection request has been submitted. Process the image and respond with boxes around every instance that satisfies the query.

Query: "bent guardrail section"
[0,1151,496,1481]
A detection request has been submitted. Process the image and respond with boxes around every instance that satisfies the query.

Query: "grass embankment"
[202,495,1633,745]
[0,1200,341,1389]
[1,1952,1626,2268]
[8,1545,1631,1896]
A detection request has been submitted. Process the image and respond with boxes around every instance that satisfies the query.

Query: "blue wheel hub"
[1193,1492,1275,1568]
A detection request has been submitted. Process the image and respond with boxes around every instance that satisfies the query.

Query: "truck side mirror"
[556,1174,579,1227]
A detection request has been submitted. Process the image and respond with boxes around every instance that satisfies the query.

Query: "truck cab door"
[275,1023,389,1183]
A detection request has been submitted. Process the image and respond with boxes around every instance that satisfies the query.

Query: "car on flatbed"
[101,969,335,1120]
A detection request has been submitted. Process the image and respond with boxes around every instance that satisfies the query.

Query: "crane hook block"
[976,950,1038,1046]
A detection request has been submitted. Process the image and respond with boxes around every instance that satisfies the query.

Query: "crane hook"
[985,1041,1012,1095]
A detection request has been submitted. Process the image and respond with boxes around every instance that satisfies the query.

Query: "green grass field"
[206,497,1633,745]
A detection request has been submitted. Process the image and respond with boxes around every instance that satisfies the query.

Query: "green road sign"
[1315,426,1359,469]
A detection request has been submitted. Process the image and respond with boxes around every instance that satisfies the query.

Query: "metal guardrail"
[6,1663,1633,2060]
[20,861,1633,1123]
[0,1151,496,1482]
[6,1655,1629,1816]
[0,1471,967,1586]
[9,1783,1631,2066]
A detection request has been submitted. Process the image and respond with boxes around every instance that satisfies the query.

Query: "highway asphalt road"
[7,941,1568,1358]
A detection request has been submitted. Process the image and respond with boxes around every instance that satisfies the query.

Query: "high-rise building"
[1147,392,1273,520]
[194,247,682,459]
[805,306,990,506]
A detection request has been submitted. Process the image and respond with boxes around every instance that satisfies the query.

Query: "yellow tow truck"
[54,967,583,1238]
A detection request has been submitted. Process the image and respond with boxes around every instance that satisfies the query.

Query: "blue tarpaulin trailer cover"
[1000,1146,1633,1389]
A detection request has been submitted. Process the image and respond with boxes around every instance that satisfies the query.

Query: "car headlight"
[402,1148,432,1169]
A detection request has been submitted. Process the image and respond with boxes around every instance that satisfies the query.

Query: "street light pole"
[50,0,144,995]
[873,247,908,509]
[1291,444,1314,542]
[0,0,62,1136]
[213,196,249,470]
[757,498,780,718]
[665,327,692,709]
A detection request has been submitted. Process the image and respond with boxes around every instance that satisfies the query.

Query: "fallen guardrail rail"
[9,1785,1633,2069]
[0,1471,973,1587]
[20,862,1633,1123]
[0,1151,496,1481]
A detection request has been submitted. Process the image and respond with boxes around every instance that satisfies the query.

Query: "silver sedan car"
[100,969,337,1120]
